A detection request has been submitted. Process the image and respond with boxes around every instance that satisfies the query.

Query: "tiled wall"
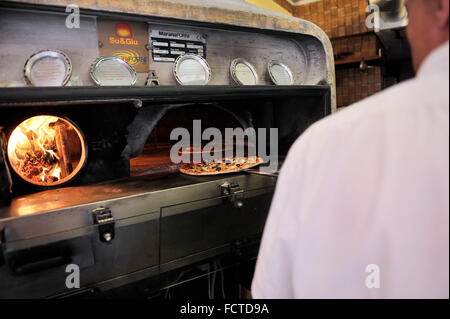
[275,0,385,108]
[336,67,383,106]
[292,0,370,38]
[333,34,380,63]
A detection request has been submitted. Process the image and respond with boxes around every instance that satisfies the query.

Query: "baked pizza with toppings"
[179,156,263,176]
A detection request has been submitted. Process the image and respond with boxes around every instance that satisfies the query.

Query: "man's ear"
[435,0,449,29]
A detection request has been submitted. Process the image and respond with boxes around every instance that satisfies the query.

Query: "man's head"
[405,0,449,72]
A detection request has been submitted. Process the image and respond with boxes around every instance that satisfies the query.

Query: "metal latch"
[220,182,244,208]
[92,207,115,244]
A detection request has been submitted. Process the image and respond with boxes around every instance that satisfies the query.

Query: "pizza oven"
[0,0,334,298]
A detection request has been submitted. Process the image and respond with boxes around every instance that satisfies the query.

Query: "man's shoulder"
[307,77,434,139]
[330,80,420,124]
[289,76,446,158]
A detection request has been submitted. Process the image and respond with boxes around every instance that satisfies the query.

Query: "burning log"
[53,122,73,179]
[22,150,58,182]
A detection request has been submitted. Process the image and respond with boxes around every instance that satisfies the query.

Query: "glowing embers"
[7,116,87,186]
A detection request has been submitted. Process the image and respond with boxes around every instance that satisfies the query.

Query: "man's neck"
[417,41,450,78]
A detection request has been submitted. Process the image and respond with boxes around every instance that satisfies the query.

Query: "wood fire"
[7,115,86,186]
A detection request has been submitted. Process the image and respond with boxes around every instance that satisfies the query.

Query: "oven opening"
[130,104,249,177]
[7,115,87,186]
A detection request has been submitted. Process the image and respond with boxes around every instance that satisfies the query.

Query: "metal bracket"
[92,207,115,244]
[133,99,143,109]
[220,182,244,208]
[146,70,160,86]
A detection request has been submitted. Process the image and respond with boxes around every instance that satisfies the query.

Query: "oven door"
[159,186,274,273]
[0,210,159,299]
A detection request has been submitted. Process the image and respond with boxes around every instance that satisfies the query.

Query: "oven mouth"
[7,115,87,187]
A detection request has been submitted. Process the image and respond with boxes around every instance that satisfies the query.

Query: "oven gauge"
[268,61,294,85]
[173,54,211,86]
[90,56,137,86]
[23,49,72,87]
[230,58,258,86]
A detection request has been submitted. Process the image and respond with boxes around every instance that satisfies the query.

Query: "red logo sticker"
[116,23,132,38]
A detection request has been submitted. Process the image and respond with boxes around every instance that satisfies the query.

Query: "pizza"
[179,156,264,176]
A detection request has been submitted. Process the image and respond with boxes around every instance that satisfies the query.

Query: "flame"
[7,116,65,185]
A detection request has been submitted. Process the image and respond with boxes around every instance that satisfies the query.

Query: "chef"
[252,0,449,298]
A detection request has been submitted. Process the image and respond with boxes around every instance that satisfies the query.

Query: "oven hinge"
[220,182,244,208]
[92,207,115,244]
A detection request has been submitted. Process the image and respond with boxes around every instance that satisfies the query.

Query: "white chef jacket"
[252,42,449,299]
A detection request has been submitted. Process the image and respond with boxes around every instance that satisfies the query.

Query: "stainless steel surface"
[268,60,294,85]
[367,0,409,61]
[23,49,72,87]
[0,210,160,298]
[173,54,211,86]
[0,173,274,298]
[0,173,275,238]
[0,9,100,87]
[0,0,337,111]
[368,0,408,31]
[244,169,279,178]
[0,8,324,87]
[0,5,336,110]
[369,0,407,21]
[230,58,259,85]
[148,23,316,87]
[90,56,138,86]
